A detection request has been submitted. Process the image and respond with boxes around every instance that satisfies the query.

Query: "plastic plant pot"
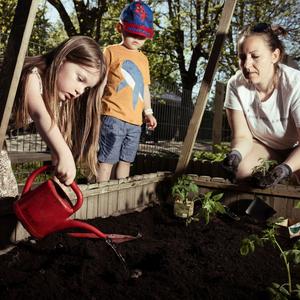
[245,197,276,222]
[174,200,194,218]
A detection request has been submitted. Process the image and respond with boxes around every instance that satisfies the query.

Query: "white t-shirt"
[224,64,300,150]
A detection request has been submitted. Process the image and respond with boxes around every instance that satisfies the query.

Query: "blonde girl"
[0,35,106,197]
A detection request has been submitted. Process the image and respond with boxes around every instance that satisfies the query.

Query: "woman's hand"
[255,163,292,188]
[222,150,242,174]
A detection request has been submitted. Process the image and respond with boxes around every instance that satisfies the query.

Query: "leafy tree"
[47,0,109,40]
[0,0,59,55]
[5,0,300,93]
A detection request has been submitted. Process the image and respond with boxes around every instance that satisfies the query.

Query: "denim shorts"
[98,116,141,164]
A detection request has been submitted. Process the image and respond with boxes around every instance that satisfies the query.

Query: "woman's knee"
[236,161,254,179]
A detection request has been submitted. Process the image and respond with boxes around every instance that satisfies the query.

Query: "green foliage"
[13,162,88,185]
[251,158,278,176]
[171,175,199,204]
[13,161,51,184]
[186,191,225,225]
[193,144,230,162]
[294,201,300,209]
[4,0,299,94]
[0,0,61,55]
[200,191,225,224]
[240,222,300,298]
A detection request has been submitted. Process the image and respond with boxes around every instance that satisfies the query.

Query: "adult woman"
[222,23,300,188]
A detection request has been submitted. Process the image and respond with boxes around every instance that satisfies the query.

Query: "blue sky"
[45,0,74,24]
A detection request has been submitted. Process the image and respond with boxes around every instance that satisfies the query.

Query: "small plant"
[240,222,300,299]
[251,158,278,176]
[193,144,230,163]
[186,191,225,225]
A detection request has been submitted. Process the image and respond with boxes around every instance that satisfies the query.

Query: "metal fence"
[5,85,231,156]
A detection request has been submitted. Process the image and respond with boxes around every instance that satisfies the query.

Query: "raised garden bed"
[1,172,170,243]
[1,202,300,299]
[1,172,300,299]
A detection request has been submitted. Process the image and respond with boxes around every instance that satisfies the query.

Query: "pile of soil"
[0,202,299,300]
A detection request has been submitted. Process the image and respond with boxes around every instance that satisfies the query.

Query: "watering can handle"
[22,165,83,211]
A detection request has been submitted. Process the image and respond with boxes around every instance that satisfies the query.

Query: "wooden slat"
[176,0,237,174]
[9,151,51,163]
[192,176,300,199]
[0,0,39,150]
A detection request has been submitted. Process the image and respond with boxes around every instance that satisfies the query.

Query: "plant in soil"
[240,221,300,299]
[1,203,300,299]
[251,158,278,186]
[186,191,225,225]
[251,158,278,177]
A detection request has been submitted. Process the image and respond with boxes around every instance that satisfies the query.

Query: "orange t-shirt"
[101,44,150,125]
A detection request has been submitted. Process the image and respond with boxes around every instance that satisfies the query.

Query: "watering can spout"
[60,219,142,244]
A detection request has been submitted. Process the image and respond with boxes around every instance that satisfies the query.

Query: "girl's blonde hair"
[14,36,107,176]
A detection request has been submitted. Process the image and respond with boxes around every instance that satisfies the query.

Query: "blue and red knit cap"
[120,1,154,39]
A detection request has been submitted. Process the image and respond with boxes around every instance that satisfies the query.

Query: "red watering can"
[13,165,141,244]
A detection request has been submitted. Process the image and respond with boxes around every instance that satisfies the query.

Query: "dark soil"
[0,202,299,300]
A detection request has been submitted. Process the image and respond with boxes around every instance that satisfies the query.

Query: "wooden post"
[175,0,237,174]
[212,81,226,147]
[0,0,39,150]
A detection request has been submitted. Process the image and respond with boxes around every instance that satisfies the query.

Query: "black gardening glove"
[256,163,292,189]
[222,150,242,180]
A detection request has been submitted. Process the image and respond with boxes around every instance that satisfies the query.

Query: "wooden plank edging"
[190,175,300,199]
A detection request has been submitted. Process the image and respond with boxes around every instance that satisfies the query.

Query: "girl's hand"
[145,115,157,131]
[53,149,77,186]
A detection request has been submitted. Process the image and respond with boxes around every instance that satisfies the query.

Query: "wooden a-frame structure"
[175,0,237,174]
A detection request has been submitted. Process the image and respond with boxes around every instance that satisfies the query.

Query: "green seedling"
[186,191,225,226]
[251,158,278,176]
[240,222,300,299]
[193,144,230,163]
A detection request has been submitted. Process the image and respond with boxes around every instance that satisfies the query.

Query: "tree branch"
[47,0,77,36]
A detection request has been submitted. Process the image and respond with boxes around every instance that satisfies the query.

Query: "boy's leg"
[115,161,131,179]
[118,123,141,179]
[97,163,114,182]
[97,116,124,182]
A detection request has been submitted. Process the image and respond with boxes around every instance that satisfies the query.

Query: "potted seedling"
[171,175,199,218]
[240,221,300,299]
